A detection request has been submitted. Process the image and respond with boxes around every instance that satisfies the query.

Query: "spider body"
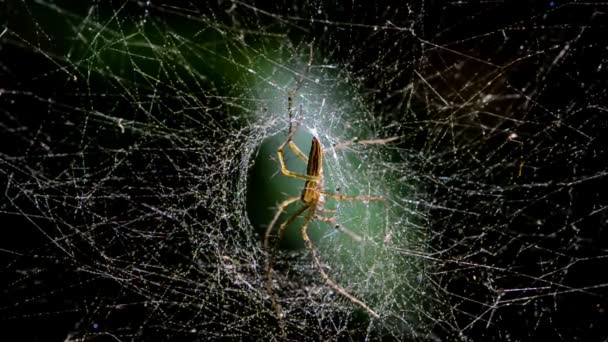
[301,136,323,204]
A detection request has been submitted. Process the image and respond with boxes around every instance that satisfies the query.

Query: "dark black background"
[1,0,607,340]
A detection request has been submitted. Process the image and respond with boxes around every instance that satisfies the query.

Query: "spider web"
[1,1,607,340]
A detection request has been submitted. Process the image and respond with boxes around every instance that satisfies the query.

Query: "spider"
[263,44,394,336]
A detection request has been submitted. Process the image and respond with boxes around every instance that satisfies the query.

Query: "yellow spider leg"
[324,136,400,153]
[279,44,314,173]
[319,193,385,242]
[282,103,308,163]
[265,203,311,337]
[277,107,315,179]
[314,215,337,222]
[288,141,308,162]
[277,146,319,181]
[264,196,300,251]
[286,43,313,113]
[314,215,363,242]
[333,224,364,242]
[315,215,364,242]
[301,208,380,319]
[283,43,313,164]
[321,191,384,202]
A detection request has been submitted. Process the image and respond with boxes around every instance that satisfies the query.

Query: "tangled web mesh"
[1,1,607,341]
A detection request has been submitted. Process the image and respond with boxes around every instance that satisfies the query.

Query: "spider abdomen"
[301,137,323,203]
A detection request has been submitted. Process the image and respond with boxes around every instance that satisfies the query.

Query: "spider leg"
[314,214,337,222]
[282,42,313,165]
[320,193,388,243]
[288,141,308,163]
[279,103,308,165]
[321,191,384,202]
[276,122,319,182]
[276,145,319,181]
[314,214,364,243]
[333,224,364,242]
[324,136,400,153]
[265,202,311,337]
[283,105,310,164]
[277,43,319,181]
[287,43,313,115]
[264,196,300,251]
[301,207,380,319]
